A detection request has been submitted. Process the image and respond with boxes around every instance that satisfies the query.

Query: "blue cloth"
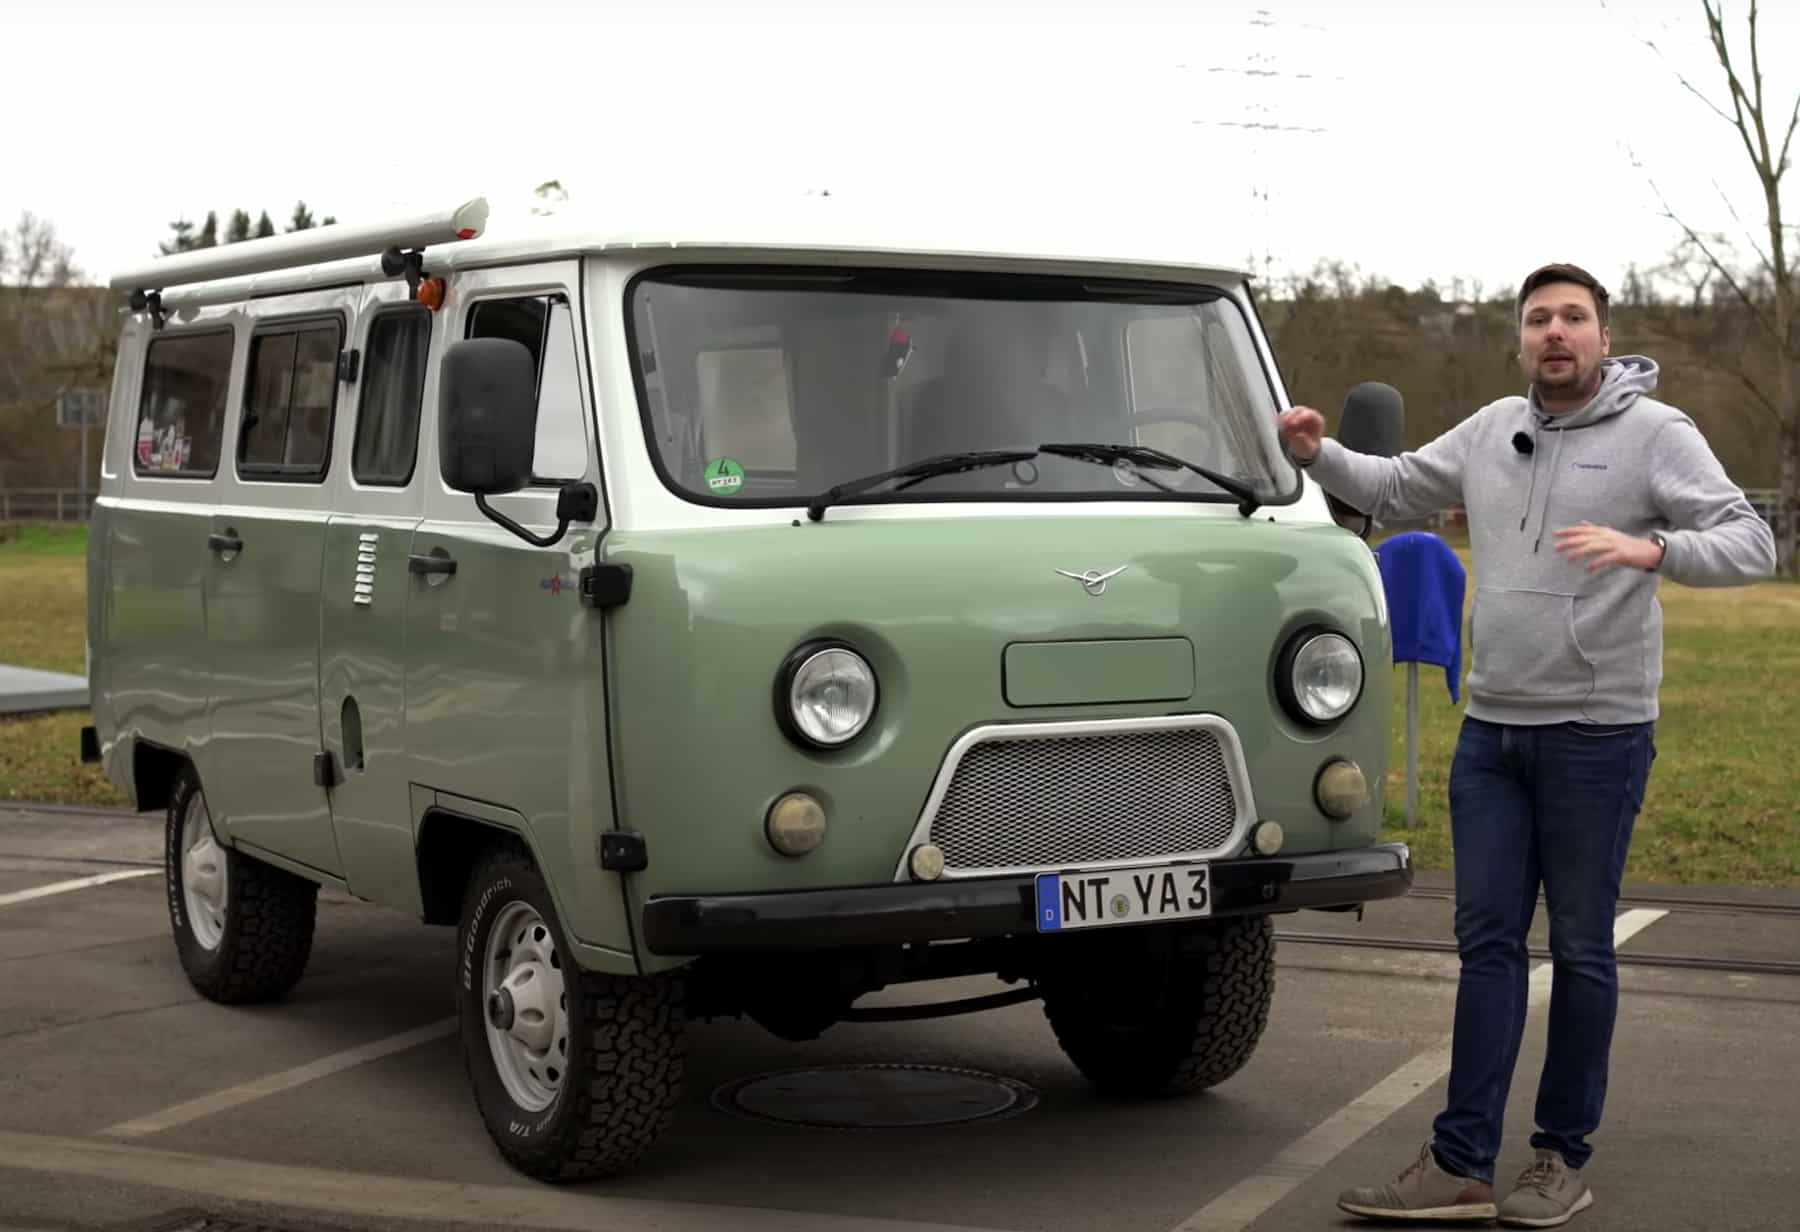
[1374,531,1467,702]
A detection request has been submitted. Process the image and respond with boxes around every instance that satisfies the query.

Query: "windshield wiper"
[1037,442,1262,517]
[805,450,1038,522]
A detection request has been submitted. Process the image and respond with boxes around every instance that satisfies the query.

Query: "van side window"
[353,308,431,486]
[238,317,343,481]
[132,330,233,478]
[466,295,586,483]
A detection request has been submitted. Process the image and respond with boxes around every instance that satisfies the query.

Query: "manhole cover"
[713,1063,1037,1130]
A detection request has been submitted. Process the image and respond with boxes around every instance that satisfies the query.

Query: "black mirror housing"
[1337,381,1404,459]
[1326,381,1406,539]
[440,337,538,495]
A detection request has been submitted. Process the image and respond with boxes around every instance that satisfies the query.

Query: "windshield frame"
[621,262,1304,516]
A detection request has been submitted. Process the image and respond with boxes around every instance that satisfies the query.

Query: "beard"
[1532,355,1603,399]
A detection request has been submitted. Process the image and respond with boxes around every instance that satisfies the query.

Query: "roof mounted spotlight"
[381,246,427,300]
[127,288,166,331]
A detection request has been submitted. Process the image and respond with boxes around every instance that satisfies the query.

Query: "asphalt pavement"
[2,802,1796,1232]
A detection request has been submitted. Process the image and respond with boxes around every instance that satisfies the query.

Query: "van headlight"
[1277,629,1363,724]
[776,642,878,749]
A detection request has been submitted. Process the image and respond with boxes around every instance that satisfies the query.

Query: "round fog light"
[1249,820,1285,856]
[1315,759,1369,819]
[908,843,946,882]
[767,792,827,856]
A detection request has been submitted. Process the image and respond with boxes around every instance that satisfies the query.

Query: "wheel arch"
[416,808,535,927]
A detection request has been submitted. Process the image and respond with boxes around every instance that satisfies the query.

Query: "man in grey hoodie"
[1280,263,1775,1228]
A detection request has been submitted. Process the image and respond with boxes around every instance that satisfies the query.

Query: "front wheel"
[164,763,318,1004]
[457,843,685,1181]
[1039,915,1275,1097]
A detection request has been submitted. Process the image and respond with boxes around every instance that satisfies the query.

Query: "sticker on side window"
[705,457,745,495]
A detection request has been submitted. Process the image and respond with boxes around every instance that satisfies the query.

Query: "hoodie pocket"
[1468,587,1595,703]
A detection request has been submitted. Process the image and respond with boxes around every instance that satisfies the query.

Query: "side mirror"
[440,337,596,548]
[1338,381,1404,459]
[1327,381,1405,538]
[440,337,538,496]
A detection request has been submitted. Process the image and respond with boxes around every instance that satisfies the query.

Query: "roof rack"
[110,198,489,326]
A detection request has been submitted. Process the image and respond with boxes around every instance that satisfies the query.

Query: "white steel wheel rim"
[482,901,569,1114]
[180,790,227,950]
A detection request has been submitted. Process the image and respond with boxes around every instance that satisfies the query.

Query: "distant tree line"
[1261,257,1778,501]
[159,201,337,254]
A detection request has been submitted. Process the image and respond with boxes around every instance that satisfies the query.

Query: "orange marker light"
[418,276,447,311]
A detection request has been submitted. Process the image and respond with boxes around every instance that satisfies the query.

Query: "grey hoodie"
[1306,356,1776,725]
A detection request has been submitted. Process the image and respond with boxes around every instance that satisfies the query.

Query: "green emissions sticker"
[704,457,746,495]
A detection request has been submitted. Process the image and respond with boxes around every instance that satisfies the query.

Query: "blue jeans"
[1429,716,1655,1184]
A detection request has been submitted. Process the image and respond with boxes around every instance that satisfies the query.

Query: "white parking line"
[0,1129,999,1232]
[1171,907,1669,1232]
[101,1016,458,1139]
[0,868,159,908]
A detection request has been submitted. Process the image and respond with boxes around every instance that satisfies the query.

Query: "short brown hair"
[1517,262,1610,327]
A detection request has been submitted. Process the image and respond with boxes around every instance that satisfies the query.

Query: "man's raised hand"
[1278,406,1325,461]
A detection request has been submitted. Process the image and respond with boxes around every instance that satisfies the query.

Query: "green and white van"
[84,197,1411,1180]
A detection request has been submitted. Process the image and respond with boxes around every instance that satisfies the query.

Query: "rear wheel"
[1039,915,1274,1096]
[457,842,685,1181]
[164,763,318,1004]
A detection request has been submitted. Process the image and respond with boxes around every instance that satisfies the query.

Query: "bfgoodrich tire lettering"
[457,842,685,1181]
[1040,915,1274,1096]
[164,762,318,1004]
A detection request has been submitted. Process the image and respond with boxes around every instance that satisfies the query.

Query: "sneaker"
[1498,1149,1595,1228]
[1337,1141,1499,1222]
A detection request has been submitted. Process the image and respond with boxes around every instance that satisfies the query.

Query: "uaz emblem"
[1055,565,1128,596]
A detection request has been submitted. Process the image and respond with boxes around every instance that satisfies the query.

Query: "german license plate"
[1034,862,1211,933]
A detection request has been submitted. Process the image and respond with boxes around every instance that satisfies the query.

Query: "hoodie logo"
[1572,462,1609,472]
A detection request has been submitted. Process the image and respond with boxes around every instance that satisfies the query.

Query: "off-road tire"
[457,841,685,1182]
[1040,914,1274,1097]
[164,762,318,1004]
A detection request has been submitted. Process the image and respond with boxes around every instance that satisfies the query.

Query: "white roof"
[147,195,1251,310]
[467,196,1248,276]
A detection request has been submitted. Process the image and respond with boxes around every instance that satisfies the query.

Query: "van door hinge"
[337,349,361,382]
[599,830,648,873]
[580,563,633,609]
[313,752,340,788]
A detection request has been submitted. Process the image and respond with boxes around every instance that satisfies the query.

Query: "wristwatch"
[1646,530,1668,572]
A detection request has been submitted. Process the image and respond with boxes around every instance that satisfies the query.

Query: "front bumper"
[642,842,1410,955]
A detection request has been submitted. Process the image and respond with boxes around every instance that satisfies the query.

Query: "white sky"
[4,0,1795,296]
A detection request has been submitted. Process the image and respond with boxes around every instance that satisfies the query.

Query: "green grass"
[0,521,91,557]
[0,523,126,806]
[1377,535,1800,887]
[4,521,1798,885]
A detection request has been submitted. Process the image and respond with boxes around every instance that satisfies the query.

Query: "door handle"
[207,531,243,555]
[408,553,458,577]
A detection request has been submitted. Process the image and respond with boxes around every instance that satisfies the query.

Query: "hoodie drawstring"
[1533,430,1567,553]
[1519,424,1544,532]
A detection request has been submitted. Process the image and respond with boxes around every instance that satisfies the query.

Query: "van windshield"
[626,267,1297,510]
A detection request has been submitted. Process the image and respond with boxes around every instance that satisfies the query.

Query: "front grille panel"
[925,726,1241,873]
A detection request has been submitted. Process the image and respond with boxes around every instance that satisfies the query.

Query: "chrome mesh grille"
[925,727,1240,873]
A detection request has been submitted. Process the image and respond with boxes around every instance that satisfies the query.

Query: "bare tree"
[0,213,115,495]
[2,212,81,291]
[1,212,84,391]
[1642,1,1799,574]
